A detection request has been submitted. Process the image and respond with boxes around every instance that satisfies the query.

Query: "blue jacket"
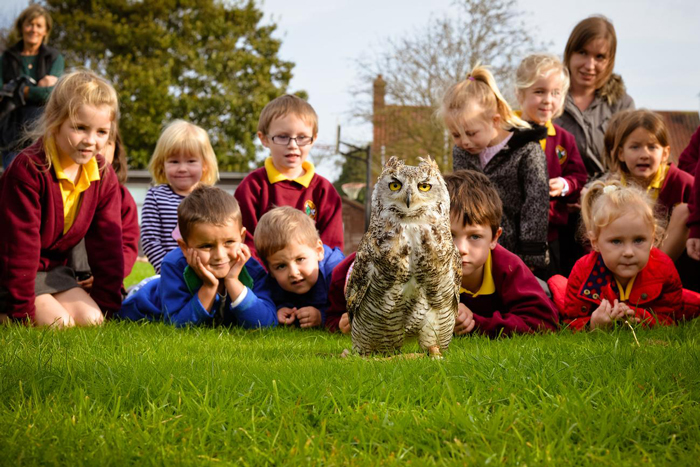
[118,248,277,328]
[266,245,345,324]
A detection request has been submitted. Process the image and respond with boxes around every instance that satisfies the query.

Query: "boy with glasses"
[235,95,344,259]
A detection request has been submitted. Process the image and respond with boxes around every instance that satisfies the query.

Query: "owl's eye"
[389,181,402,191]
[418,183,432,192]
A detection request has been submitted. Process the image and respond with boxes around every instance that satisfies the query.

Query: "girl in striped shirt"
[141,120,219,273]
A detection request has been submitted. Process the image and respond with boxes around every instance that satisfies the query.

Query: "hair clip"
[603,185,618,194]
[467,76,475,81]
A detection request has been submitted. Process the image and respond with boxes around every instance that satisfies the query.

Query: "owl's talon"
[428,346,443,359]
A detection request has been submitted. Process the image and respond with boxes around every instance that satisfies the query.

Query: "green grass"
[126,261,156,289]
[1,321,700,465]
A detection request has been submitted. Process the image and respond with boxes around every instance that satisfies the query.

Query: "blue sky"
[4,0,699,180]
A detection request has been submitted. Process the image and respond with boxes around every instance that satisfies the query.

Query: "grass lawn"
[125,261,156,289]
[1,317,699,465]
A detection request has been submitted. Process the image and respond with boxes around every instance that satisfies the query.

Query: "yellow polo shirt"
[459,252,496,297]
[49,139,101,233]
[265,157,315,188]
[621,164,669,202]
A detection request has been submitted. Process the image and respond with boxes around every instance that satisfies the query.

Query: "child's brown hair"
[254,206,320,265]
[444,169,503,237]
[257,95,318,137]
[609,109,669,175]
[178,185,242,243]
[602,109,632,171]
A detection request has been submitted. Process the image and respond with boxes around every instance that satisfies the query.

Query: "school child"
[439,66,550,272]
[235,95,344,259]
[70,124,140,290]
[325,171,559,336]
[515,54,588,275]
[254,206,345,328]
[556,181,683,330]
[0,70,124,327]
[117,185,277,328]
[141,120,219,273]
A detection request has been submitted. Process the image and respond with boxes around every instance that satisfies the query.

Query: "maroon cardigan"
[119,185,139,277]
[656,163,694,218]
[0,141,124,319]
[234,166,344,259]
[678,126,700,176]
[689,159,700,239]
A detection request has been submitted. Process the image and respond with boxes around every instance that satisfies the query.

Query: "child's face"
[266,239,324,295]
[518,71,564,125]
[450,219,501,286]
[165,152,204,196]
[178,219,246,280]
[590,210,653,288]
[450,113,500,155]
[617,127,670,182]
[258,114,316,178]
[568,38,610,91]
[54,104,112,167]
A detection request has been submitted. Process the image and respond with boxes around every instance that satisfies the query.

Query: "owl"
[346,156,461,357]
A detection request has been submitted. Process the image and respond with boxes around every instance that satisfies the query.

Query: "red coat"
[559,248,682,330]
[0,141,124,319]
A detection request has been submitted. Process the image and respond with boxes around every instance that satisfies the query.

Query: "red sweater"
[234,167,344,258]
[0,141,124,319]
[678,126,700,176]
[119,185,140,277]
[325,248,560,336]
[559,248,681,330]
[545,124,588,241]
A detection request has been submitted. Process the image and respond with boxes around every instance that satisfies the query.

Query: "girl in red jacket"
[561,180,682,330]
[0,70,124,327]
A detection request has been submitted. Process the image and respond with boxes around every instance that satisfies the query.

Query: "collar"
[459,251,495,297]
[615,276,637,301]
[265,157,315,188]
[620,164,669,201]
[48,137,100,186]
[578,253,639,302]
[514,111,555,150]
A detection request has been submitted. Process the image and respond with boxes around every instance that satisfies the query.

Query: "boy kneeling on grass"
[254,206,345,329]
[325,170,559,336]
[117,186,277,328]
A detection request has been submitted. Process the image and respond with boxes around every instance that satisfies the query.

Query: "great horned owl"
[346,156,461,357]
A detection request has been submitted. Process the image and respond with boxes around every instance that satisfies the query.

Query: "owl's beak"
[405,191,411,208]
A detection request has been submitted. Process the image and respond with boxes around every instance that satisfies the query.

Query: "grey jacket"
[453,125,549,269]
[555,74,635,177]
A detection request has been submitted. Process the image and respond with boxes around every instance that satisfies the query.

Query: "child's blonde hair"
[609,109,670,175]
[258,95,318,137]
[27,69,118,169]
[602,109,633,170]
[148,120,219,186]
[439,65,529,135]
[254,206,320,266]
[581,180,664,246]
[515,54,570,120]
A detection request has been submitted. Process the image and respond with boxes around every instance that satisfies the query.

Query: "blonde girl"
[515,54,588,274]
[0,70,123,327]
[608,110,694,266]
[439,65,550,272]
[561,180,682,330]
[141,120,219,273]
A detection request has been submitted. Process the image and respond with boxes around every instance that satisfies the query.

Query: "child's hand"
[186,248,218,288]
[225,243,251,282]
[339,312,351,334]
[549,177,566,197]
[454,303,476,335]
[687,238,700,261]
[77,275,94,292]
[277,307,297,326]
[611,300,639,324]
[296,306,322,328]
[591,299,636,329]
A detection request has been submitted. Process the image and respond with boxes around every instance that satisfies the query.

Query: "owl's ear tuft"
[385,157,403,169]
[418,155,439,171]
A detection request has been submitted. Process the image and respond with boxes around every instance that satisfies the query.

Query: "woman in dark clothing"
[0,4,64,167]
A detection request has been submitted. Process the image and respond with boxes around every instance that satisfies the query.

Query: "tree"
[346,0,547,177]
[46,0,296,171]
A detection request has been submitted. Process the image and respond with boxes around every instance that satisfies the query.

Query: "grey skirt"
[35,266,80,296]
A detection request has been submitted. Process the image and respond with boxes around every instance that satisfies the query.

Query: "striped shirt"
[141,184,184,273]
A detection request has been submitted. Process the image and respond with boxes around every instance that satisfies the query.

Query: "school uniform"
[325,252,356,333]
[678,126,700,175]
[234,158,344,259]
[0,140,124,319]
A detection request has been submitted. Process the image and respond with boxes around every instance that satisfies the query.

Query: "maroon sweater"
[326,252,355,333]
[234,167,344,258]
[678,126,700,175]
[119,185,139,277]
[0,141,124,319]
[688,159,700,239]
[545,124,588,241]
[656,163,694,217]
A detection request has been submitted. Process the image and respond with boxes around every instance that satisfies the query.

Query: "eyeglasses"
[269,135,314,146]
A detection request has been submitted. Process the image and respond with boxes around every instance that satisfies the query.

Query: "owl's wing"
[451,247,461,313]
[345,246,374,322]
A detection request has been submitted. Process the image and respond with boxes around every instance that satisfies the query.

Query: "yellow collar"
[49,138,100,186]
[265,157,315,188]
[615,275,637,301]
[620,164,668,201]
[459,251,495,297]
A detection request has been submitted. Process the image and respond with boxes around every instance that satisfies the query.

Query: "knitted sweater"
[453,126,550,268]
